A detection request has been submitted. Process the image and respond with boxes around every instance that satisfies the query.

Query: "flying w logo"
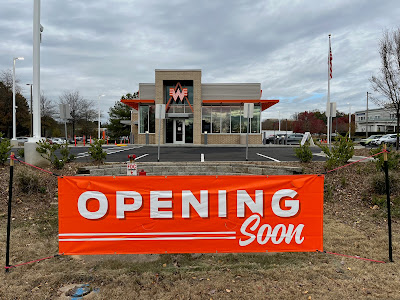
[169,88,188,102]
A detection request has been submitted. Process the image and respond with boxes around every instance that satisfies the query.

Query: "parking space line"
[256,153,281,162]
[135,154,148,160]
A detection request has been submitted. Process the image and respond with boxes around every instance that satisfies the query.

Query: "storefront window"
[200,104,260,134]
[241,106,248,133]
[251,105,261,133]
[202,106,211,133]
[139,105,155,133]
[212,106,221,133]
[221,106,231,133]
[231,106,241,133]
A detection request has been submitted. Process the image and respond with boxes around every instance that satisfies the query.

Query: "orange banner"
[58,175,324,255]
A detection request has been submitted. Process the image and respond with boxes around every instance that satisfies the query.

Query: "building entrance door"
[173,119,185,144]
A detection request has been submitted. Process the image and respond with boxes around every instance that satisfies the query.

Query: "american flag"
[329,44,333,79]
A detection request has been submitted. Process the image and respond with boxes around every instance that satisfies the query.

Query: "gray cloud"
[1,0,399,123]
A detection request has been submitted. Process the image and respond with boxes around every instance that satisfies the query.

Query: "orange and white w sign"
[169,87,188,102]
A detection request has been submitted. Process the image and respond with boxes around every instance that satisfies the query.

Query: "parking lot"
[59,145,328,163]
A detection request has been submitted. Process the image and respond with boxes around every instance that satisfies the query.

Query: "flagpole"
[327,34,332,147]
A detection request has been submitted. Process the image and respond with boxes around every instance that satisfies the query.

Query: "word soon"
[239,214,304,246]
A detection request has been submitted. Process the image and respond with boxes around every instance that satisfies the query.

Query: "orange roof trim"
[121,99,155,110]
[203,99,279,111]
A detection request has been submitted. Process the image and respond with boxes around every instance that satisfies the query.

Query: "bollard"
[145,131,149,145]
[83,135,86,146]
[204,131,208,145]
[74,135,76,147]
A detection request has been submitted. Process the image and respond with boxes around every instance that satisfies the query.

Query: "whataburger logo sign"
[58,175,324,255]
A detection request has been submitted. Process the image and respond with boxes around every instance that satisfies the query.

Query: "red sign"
[58,175,324,255]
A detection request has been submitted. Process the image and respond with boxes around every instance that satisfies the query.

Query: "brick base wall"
[201,134,262,145]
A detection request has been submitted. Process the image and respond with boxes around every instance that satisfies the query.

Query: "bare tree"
[40,93,58,137]
[59,90,96,136]
[41,93,57,118]
[370,29,400,150]
[0,69,22,93]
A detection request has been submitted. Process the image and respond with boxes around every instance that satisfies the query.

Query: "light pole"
[98,94,105,139]
[12,57,24,140]
[366,92,369,138]
[347,102,351,139]
[278,111,281,132]
[26,83,33,137]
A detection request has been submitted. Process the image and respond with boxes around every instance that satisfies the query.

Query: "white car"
[373,134,397,145]
[51,138,67,145]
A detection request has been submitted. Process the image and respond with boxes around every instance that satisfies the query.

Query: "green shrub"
[88,139,107,162]
[294,142,313,162]
[318,133,354,170]
[60,143,75,163]
[371,173,399,195]
[370,144,400,171]
[0,133,11,165]
[17,148,24,158]
[36,140,75,169]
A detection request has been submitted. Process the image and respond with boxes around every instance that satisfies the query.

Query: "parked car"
[264,135,275,144]
[16,136,29,143]
[286,133,304,145]
[372,134,397,146]
[359,135,382,146]
[51,137,67,145]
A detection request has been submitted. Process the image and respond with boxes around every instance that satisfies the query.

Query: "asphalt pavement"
[58,144,327,163]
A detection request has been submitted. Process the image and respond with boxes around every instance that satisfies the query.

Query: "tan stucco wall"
[137,133,156,144]
[131,110,138,144]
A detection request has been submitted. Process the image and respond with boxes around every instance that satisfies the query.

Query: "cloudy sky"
[1,0,399,122]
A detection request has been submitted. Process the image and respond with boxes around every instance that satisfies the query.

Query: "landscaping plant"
[370,143,400,171]
[36,139,75,169]
[318,133,354,170]
[0,132,11,165]
[88,138,107,162]
[294,142,313,163]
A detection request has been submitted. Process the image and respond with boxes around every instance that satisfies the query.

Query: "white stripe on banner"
[59,231,236,237]
[59,236,237,242]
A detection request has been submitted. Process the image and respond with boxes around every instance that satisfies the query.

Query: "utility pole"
[366,92,369,138]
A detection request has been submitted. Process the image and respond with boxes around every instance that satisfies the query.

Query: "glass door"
[173,119,185,144]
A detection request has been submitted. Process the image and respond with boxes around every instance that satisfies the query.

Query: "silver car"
[373,134,397,146]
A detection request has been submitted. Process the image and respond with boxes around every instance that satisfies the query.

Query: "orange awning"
[121,99,155,110]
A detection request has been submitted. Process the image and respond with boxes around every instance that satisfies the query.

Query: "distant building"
[355,107,397,134]
[121,69,278,144]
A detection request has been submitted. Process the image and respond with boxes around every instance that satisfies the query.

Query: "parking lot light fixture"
[98,94,105,139]
[347,102,351,139]
[12,57,24,140]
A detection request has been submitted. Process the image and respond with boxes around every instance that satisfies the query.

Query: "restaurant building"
[121,69,278,145]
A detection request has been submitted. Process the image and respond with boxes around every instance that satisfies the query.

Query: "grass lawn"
[0,160,399,299]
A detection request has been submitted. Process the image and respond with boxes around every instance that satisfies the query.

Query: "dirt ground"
[0,157,399,299]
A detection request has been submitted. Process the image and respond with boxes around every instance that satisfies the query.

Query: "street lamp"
[26,83,33,137]
[98,94,105,139]
[12,57,24,140]
[347,102,351,139]
[366,92,370,138]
